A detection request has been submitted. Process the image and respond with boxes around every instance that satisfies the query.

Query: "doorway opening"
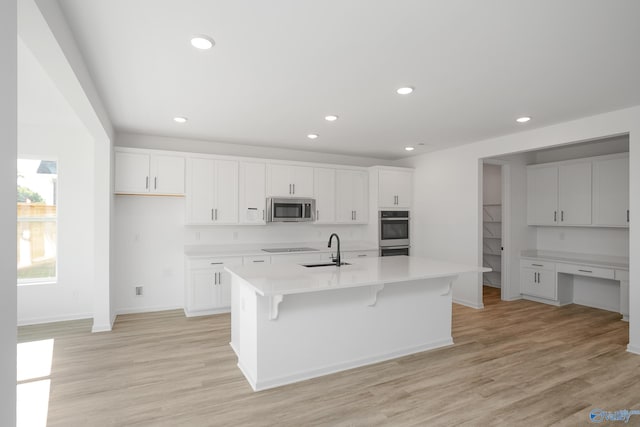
[482,163,506,302]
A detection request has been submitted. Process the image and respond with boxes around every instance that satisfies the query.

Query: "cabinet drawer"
[343,250,379,259]
[243,255,271,265]
[189,257,243,269]
[520,259,555,271]
[556,263,614,280]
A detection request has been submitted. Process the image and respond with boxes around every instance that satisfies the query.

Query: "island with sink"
[226,239,489,391]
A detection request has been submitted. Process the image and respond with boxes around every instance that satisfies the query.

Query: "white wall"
[399,106,640,353]
[0,0,17,424]
[17,125,95,325]
[117,132,394,167]
[113,195,370,314]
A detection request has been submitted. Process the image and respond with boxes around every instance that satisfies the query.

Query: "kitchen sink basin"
[301,262,350,268]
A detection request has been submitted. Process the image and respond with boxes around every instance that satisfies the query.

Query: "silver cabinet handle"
[145,176,149,190]
[561,210,564,222]
[253,260,265,263]
[215,208,218,220]
[262,209,265,220]
[210,262,223,265]
[154,176,157,190]
[211,209,214,221]
[357,254,367,257]
[532,263,543,267]
[213,272,218,285]
[628,210,630,222]
[293,183,295,194]
[354,211,357,221]
[554,211,557,222]
[533,272,537,283]
[317,210,319,221]
[578,269,593,273]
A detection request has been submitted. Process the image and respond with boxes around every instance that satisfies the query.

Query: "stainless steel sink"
[301,262,350,268]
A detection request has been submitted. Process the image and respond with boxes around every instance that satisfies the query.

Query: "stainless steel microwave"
[266,198,316,222]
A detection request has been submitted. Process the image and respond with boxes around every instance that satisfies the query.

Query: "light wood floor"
[18,287,640,426]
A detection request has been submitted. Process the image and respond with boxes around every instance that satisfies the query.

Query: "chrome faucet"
[327,233,341,267]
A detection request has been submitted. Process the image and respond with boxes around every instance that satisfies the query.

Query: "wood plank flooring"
[18,286,640,426]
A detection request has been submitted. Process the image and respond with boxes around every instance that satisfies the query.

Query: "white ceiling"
[57,0,640,160]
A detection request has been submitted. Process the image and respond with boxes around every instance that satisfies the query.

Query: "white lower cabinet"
[521,265,557,300]
[185,256,243,316]
[520,258,557,300]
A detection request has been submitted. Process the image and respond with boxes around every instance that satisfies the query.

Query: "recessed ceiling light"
[396,87,414,95]
[405,146,415,151]
[325,115,339,122]
[190,35,215,50]
[173,117,188,123]
[516,116,531,123]
[307,134,319,140]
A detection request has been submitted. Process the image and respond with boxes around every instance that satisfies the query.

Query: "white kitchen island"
[226,256,488,391]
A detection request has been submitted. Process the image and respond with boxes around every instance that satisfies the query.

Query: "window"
[17,159,57,284]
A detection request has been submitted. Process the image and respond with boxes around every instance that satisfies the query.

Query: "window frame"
[17,156,59,286]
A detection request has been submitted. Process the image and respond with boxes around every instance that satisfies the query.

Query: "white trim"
[183,307,230,317]
[527,151,629,169]
[239,338,454,392]
[17,312,92,327]
[453,298,484,309]
[115,305,184,316]
[627,344,640,355]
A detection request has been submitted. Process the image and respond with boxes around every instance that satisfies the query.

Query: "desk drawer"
[189,256,243,269]
[556,263,614,280]
[520,259,555,271]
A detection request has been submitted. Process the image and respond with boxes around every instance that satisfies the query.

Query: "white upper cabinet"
[378,169,412,208]
[115,150,185,195]
[592,155,629,227]
[336,170,368,224]
[186,158,238,225]
[266,164,314,197]
[314,168,336,224]
[558,162,591,225]
[239,162,267,224]
[527,166,558,225]
[527,163,591,226]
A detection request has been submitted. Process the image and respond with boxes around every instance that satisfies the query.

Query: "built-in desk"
[520,250,629,321]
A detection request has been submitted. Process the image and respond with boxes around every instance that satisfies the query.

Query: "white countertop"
[184,241,379,258]
[521,250,629,270]
[225,256,490,297]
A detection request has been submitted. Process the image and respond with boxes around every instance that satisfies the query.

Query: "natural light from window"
[17,339,54,427]
[17,159,58,284]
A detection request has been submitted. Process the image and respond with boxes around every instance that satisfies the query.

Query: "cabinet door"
[351,170,369,223]
[240,162,266,224]
[291,166,314,197]
[527,166,558,225]
[593,156,629,227]
[558,162,591,225]
[214,160,239,224]
[521,267,556,300]
[115,151,150,193]
[187,158,215,224]
[151,155,185,195]
[335,170,355,223]
[379,170,412,208]
[267,164,293,196]
[314,168,336,224]
[211,266,232,308]
[189,269,216,312]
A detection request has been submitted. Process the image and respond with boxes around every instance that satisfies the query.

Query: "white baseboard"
[521,294,563,306]
[502,295,522,301]
[115,305,183,316]
[453,298,484,309]
[91,322,112,333]
[627,344,640,355]
[18,312,92,327]
[184,307,230,317]
[572,298,619,314]
[240,337,454,392]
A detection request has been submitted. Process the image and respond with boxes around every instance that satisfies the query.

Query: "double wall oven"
[379,210,410,256]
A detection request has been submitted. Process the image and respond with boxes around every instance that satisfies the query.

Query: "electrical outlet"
[135,286,143,296]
